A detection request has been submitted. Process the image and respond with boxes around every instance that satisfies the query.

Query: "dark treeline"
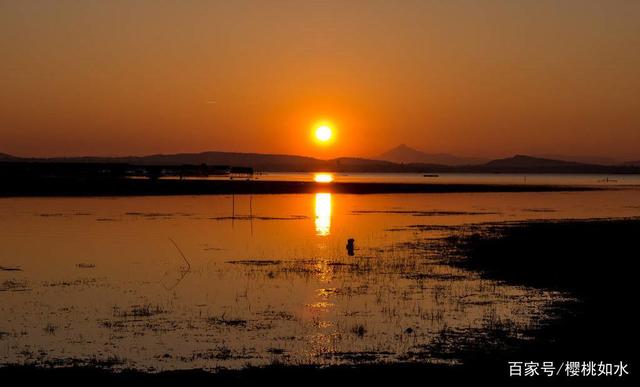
[0,162,253,180]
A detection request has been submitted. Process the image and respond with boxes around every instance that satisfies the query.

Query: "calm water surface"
[1,187,639,371]
[195,171,640,186]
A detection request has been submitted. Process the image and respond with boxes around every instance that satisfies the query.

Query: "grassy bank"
[448,218,638,363]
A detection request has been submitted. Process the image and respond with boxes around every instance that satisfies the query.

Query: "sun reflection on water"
[313,173,334,183]
[314,193,332,236]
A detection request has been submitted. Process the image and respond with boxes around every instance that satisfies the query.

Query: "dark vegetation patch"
[43,323,58,335]
[208,215,307,221]
[8,355,127,370]
[226,260,282,266]
[322,351,394,362]
[257,311,296,321]
[114,304,167,318]
[179,346,253,362]
[124,212,193,218]
[403,273,467,281]
[521,208,557,213]
[445,217,639,360]
[448,218,639,295]
[0,265,22,271]
[43,278,97,287]
[0,279,30,292]
[0,362,537,384]
[352,210,497,217]
[206,315,248,328]
[325,262,359,268]
[404,326,521,363]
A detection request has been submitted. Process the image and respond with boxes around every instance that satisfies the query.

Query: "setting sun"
[314,124,333,144]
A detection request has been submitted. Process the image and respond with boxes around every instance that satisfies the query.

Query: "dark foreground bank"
[0,176,599,196]
[0,361,518,386]
[1,218,635,384]
[447,218,637,375]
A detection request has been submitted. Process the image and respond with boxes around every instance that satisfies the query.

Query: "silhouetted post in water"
[346,238,355,256]
[231,194,235,228]
[249,194,253,237]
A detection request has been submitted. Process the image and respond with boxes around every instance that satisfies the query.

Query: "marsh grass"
[0,279,30,292]
[206,314,248,328]
[43,323,57,335]
[115,304,167,318]
[351,324,367,337]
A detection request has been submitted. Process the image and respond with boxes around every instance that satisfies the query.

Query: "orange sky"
[1,0,639,160]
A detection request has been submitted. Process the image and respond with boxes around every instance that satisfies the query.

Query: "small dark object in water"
[423,174,439,177]
[0,266,22,272]
[351,324,367,337]
[346,238,355,256]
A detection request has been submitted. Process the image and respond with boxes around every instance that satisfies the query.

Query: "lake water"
[193,171,640,186]
[1,182,639,371]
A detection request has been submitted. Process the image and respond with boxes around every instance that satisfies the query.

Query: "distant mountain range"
[377,144,488,165]
[376,144,625,166]
[1,149,639,174]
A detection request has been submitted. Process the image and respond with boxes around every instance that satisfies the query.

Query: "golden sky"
[1,0,639,160]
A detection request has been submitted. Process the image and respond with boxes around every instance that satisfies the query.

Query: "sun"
[314,124,333,144]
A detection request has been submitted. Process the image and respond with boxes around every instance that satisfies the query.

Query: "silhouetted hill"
[46,151,322,170]
[484,155,583,168]
[0,152,18,161]
[378,144,487,165]
[624,160,640,167]
[478,155,623,173]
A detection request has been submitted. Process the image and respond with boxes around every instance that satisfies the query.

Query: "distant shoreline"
[2,151,640,175]
[0,177,602,197]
